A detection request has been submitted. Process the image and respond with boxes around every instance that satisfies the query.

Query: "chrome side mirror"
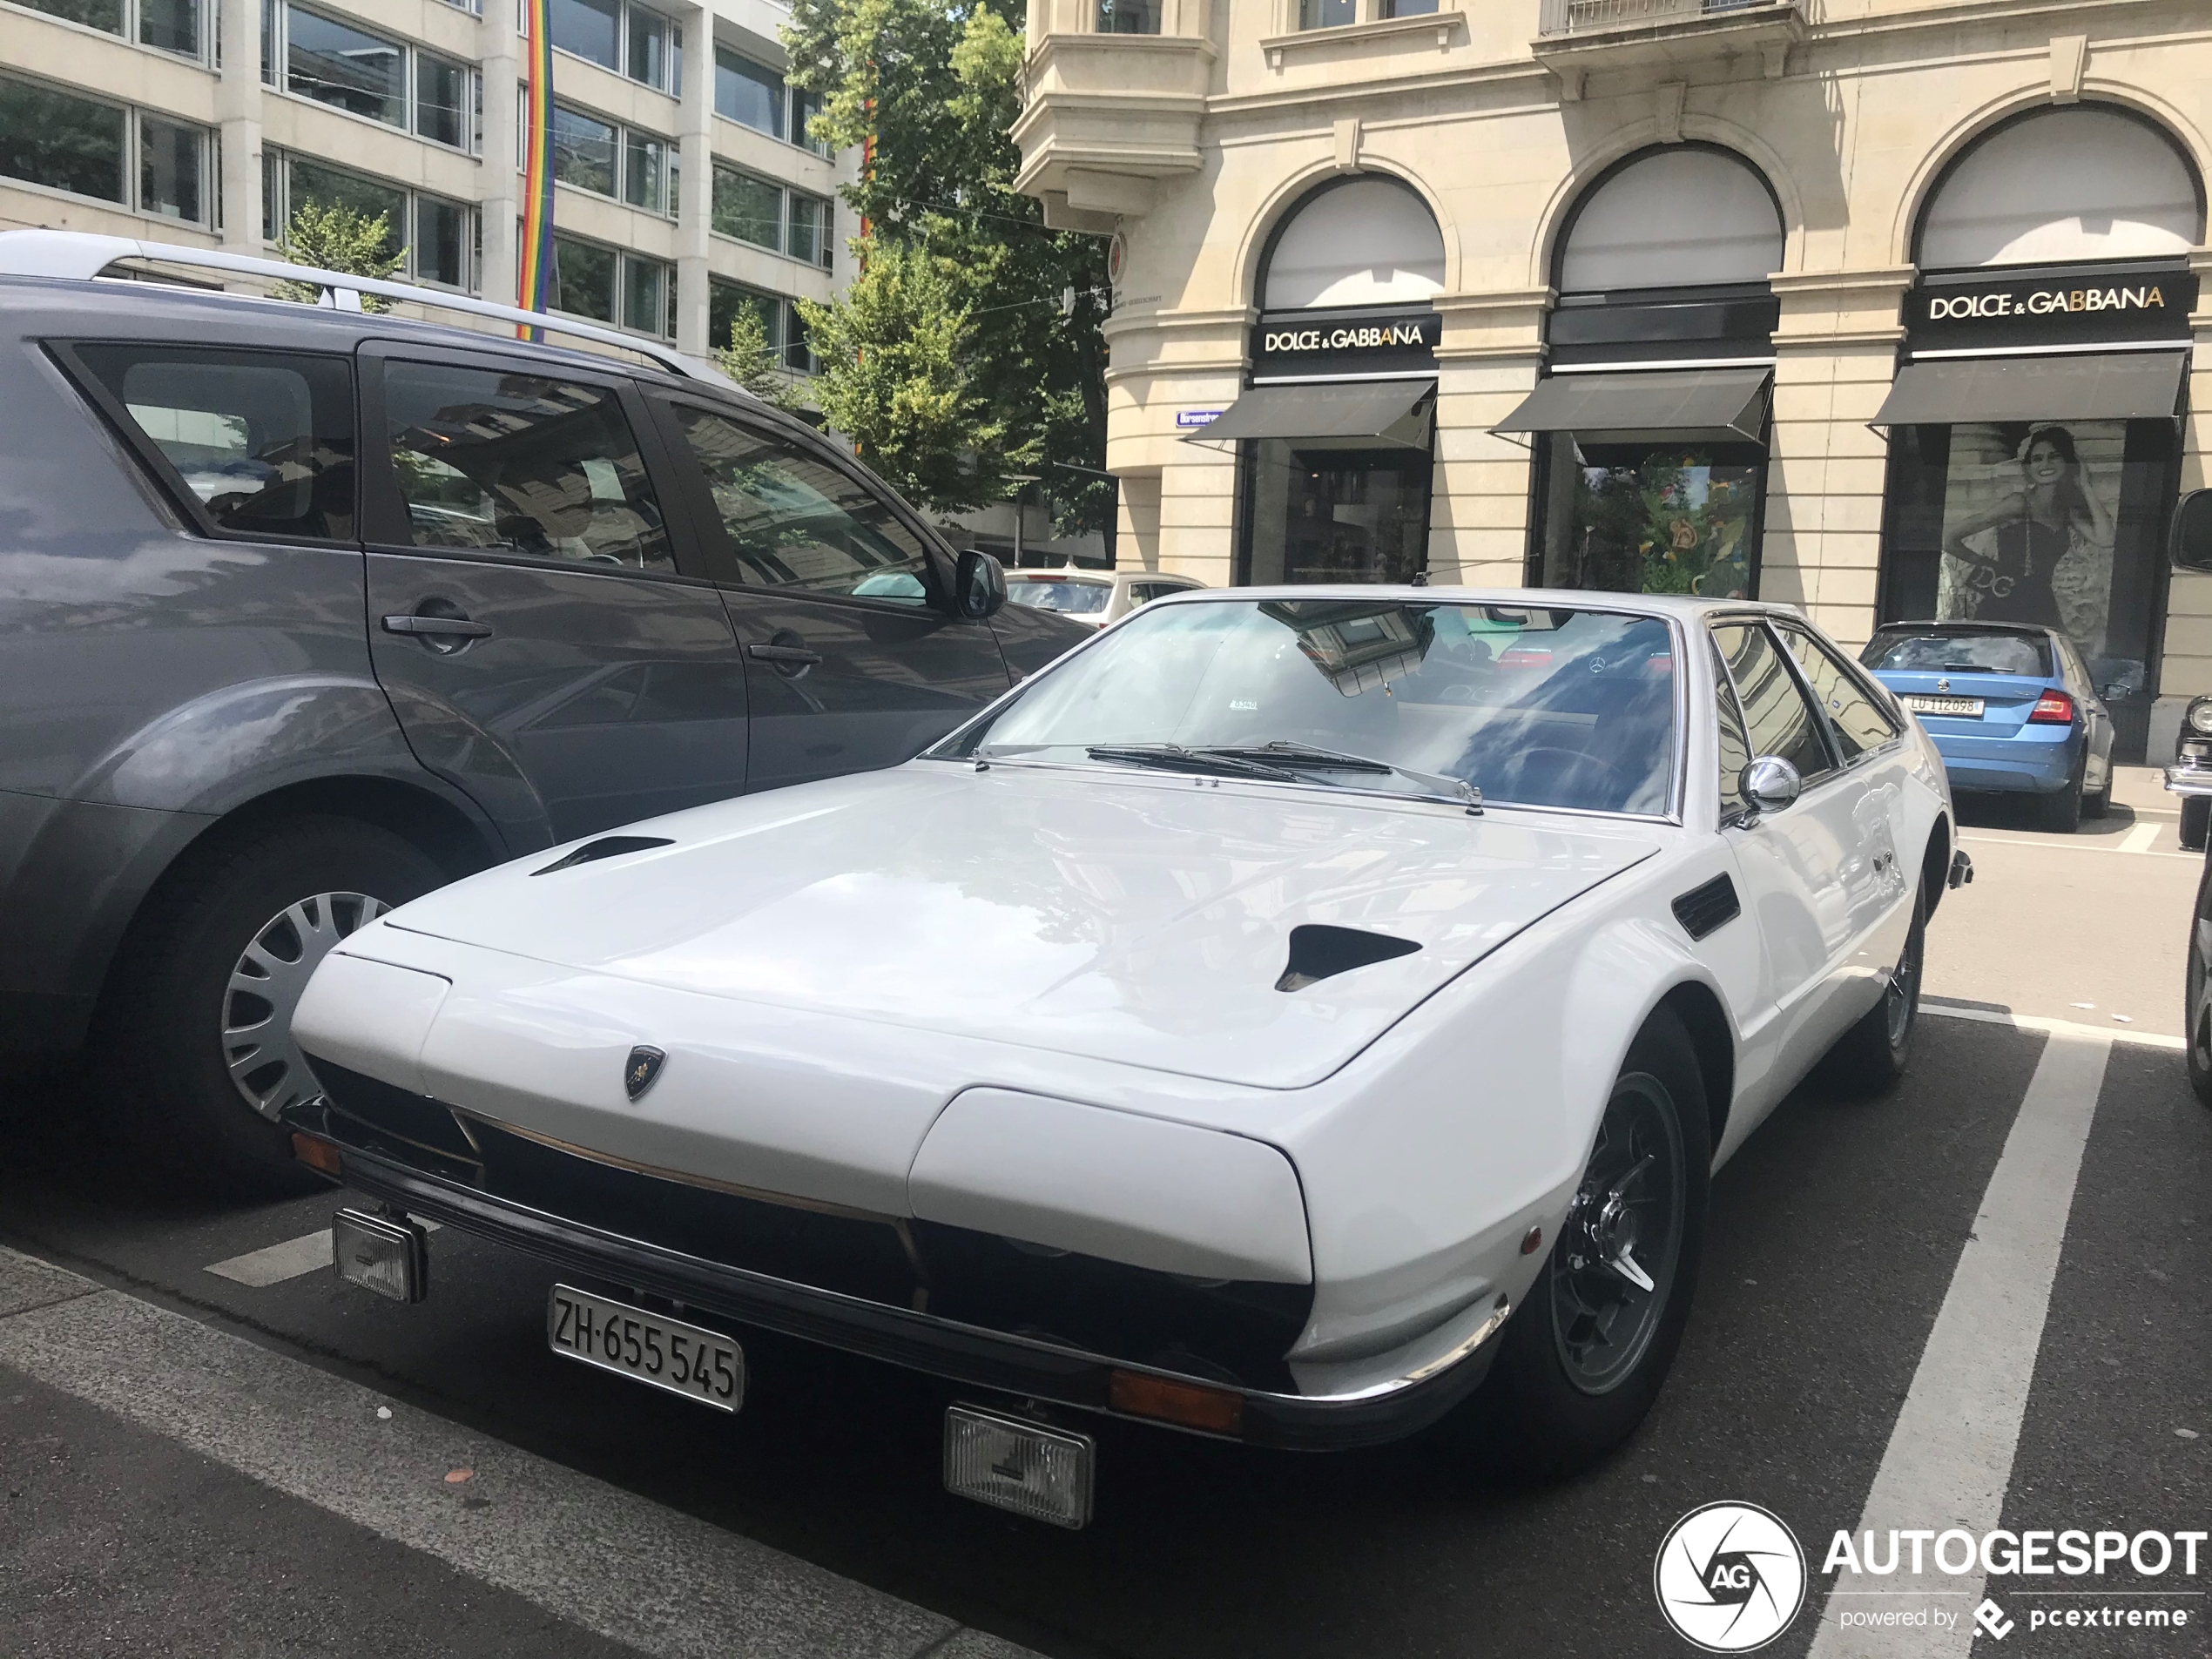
[1741,755,1803,818]
[953,549,1008,619]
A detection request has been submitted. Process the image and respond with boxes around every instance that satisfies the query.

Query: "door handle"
[383,614,493,639]
[748,639,822,675]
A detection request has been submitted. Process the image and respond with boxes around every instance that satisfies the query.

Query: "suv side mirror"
[953,549,1007,619]
[2172,489,2212,573]
[1741,755,1803,817]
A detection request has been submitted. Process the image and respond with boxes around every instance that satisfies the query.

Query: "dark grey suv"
[0,240,1089,1187]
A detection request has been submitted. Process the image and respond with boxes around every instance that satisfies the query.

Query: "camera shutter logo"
[1654,1502,1807,1652]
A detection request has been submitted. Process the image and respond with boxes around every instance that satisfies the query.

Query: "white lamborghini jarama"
[291,589,1966,1525]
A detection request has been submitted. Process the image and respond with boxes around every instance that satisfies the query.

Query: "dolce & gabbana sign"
[1250,304,1441,380]
[1910,261,2196,351]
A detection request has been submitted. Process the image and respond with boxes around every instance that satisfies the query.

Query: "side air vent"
[533,835,675,875]
[1275,924,1421,993]
[1671,873,1741,942]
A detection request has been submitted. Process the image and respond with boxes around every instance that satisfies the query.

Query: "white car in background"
[1004,563,1204,627]
[288,589,1964,1524]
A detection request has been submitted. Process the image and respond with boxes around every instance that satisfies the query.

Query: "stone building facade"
[1014,0,2212,757]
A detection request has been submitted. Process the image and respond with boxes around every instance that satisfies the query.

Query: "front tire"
[1468,1009,1710,1480]
[99,815,445,1193]
[1816,886,1925,1097]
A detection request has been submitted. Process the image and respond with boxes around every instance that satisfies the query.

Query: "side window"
[1712,622,1833,782]
[69,344,354,541]
[671,406,933,604]
[1777,624,1899,762]
[1710,634,1752,821]
[381,361,671,571]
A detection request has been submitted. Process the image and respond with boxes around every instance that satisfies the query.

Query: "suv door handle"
[748,641,823,671]
[383,614,494,639]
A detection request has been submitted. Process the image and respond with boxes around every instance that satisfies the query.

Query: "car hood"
[379,764,1663,1089]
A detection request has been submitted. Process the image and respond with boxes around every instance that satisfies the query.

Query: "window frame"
[548,232,677,341]
[1770,617,1905,766]
[1707,614,1843,789]
[11,0,208,64]
[0,71,212,226]
[357,340,712,584]
[271,3,481,153]
[48,339,361,547]
[712,47,786,142]
[544,96,678,220]
[538,0,682,93]
[264,149,477,293]
[646,390,961,614]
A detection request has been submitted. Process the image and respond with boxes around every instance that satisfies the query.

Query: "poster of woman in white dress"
[1937,421,2120,667]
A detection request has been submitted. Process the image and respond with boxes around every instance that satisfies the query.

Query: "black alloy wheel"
[1463,1008,1710,1479]
[1815,885,1925,1097]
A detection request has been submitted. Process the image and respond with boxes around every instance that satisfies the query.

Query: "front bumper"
[2166,765,2212,799]
[284,1095,1508,1452]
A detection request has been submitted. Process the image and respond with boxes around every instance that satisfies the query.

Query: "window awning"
[1187,381,1434,451]
[1869,351,2186,428]
[1491,367,1771,447]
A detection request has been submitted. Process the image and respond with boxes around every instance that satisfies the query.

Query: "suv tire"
[101,815,445,1193]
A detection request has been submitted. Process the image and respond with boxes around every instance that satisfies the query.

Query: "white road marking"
[2117,821,2162,854]
[1959,831,2196,860]
[0,1245,1035,1659]
[1922,1000,2183,1052]
[206,1217,441,1287]
[1804,1032,2114,1658]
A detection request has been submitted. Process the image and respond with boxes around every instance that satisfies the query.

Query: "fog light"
[943,1406,1093,1529]
[1109,1369,1244,1435]
[291,1132,342,1177]
[332,1208,428,1304]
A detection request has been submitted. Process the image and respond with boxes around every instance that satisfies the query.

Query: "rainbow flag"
[517,0,556,337]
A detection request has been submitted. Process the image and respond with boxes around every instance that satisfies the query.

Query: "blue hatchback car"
[1861,622,2114,832]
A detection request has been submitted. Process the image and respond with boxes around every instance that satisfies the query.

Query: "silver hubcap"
[1552,1073,1685,1395]
[222,892,388,1119]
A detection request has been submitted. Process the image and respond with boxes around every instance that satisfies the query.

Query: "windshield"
[1865,631,2050,677]
[934,598,1680,815]
[1008,579,1111,615]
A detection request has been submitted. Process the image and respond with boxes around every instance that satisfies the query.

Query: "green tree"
[713,304,812,415]
[795,240,1001,507]
[781,0,1113,529]
[271,199,405,313]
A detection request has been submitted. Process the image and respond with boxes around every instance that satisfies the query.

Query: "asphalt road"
[1,780,2203,1659]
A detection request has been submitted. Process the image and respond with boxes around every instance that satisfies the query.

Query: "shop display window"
[1243,442,1433,586]
[1877,419,2177,705]
[1531,436,1762,599]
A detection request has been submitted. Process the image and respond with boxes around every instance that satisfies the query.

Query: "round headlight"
[2190,698,2212,735]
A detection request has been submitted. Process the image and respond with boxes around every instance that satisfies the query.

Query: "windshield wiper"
[1194,742,1483,814]
[1083,743,1299,782]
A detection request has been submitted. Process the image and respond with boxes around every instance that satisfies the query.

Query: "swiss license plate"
[548,1285,743,1413]
[1903,694,1984,718]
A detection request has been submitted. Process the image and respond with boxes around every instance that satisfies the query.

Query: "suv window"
[670,405,933,604]
[1777,624,1899,763]
[1712,621,1832,783]
[70,345,355,541]
[381,361,671,571]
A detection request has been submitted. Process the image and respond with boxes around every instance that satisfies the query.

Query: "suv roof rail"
[0,229,737,390]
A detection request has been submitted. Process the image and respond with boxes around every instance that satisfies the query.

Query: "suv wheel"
[103,816,444,1191]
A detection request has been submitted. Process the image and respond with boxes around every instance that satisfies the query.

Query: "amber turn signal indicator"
[291,1132,342,1177]
[1108,1368,1244,1436]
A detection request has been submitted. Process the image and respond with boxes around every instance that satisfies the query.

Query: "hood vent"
[533,835,675,875]
[1275,924,1421,993]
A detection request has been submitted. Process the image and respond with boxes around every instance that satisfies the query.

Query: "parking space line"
[0,1244,1036,1659]
[206,1218,442,1288]
[1922,1001,2183,1051]
[1958,831,2197,860]
[1805,1032,2114,1657]
[2117,822,2162,854]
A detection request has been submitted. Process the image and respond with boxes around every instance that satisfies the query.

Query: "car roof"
[0,272,704,395]
[1144,585,1802,623]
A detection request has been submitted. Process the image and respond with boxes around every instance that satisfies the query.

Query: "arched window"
[1261,176,1445,310]
[1557,146,1783,293]
[1918,106,2203,269]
